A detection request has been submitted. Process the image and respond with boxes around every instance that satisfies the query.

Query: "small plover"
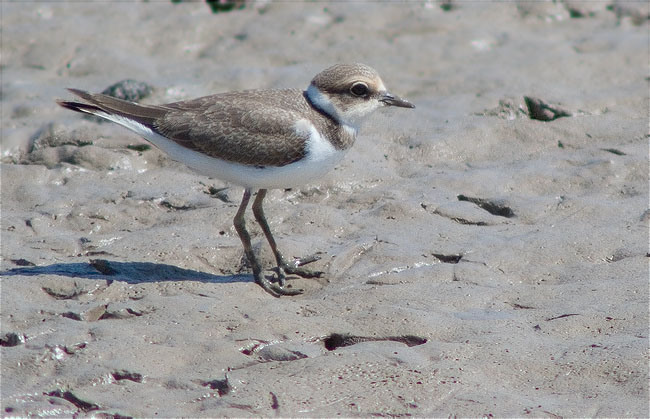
[58,63,415,297]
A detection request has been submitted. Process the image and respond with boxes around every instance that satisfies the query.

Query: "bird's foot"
[255,272,303,297]
[274,254,325,285]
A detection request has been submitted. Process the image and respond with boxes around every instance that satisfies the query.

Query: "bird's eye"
[350,82,369,97]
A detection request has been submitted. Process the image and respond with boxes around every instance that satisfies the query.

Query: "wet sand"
[2,2,648,417]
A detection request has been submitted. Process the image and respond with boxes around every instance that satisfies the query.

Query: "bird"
[57,63,415,297]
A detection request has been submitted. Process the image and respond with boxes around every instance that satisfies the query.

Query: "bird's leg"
[252,189,324,284]
[233,188,301,297]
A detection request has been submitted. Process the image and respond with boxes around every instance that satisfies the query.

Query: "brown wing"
[59,88,310,167]
[155,90,310,167]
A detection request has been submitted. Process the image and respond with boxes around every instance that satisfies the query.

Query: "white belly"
[162,135,347,189]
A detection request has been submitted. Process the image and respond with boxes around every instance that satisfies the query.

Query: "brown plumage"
[58,88,355,168]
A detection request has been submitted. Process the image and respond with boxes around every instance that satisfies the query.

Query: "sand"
[1,2,648,417]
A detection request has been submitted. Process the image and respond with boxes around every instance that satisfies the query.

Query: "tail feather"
[57,88,167,128]
[56,98,103,115]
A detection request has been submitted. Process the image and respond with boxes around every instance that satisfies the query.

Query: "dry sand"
[1,2,648,417]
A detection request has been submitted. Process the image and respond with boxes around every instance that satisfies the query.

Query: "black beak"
[380,92,415,109]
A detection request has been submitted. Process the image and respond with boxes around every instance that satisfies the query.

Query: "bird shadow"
[1,259,249,285]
